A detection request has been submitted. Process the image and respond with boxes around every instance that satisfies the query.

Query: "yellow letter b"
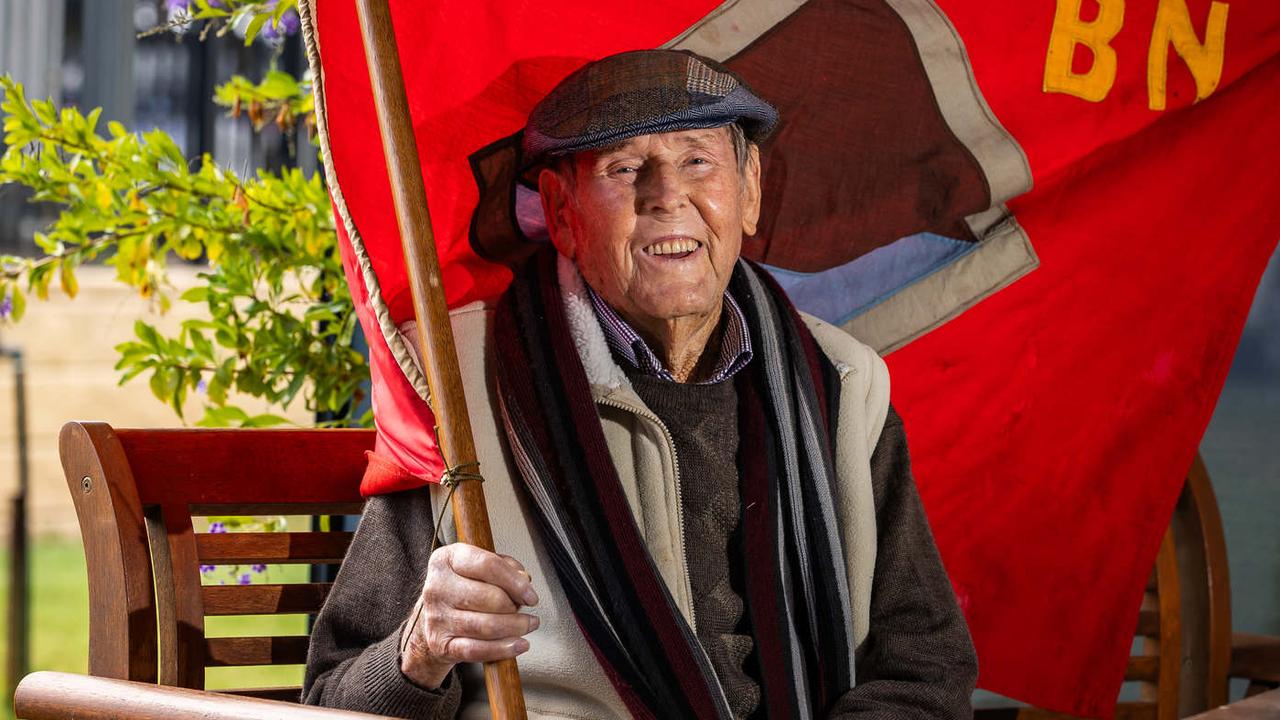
[1044,0,1126,103]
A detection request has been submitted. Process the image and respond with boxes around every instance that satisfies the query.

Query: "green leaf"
[117,363,151,385]
[208,357,235,405]
[6,288,24,322]
[258,70,300,99]
[235,370,266,396]
[214,327,237,349]
[180,286,208,303]
[187,324,210,351]
[24,259,52,301]
[149,367,176,404]
[171,368,187,419]
[196,405,250,428]
[281,371,306,406]
[135,321,164,352]
[243,413,290,428]
[303,305,338,324]
[31,98,56,126]
[205,376,227,405]
[112,344,153,369]
[59,258,79,298]
[243,14,269,45]
[84,107,102,136]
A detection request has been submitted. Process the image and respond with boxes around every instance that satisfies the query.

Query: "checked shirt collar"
[585,284,753,385]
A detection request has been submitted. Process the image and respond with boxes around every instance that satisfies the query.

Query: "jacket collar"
[557,253,633,396]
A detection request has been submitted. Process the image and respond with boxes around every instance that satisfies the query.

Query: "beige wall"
[0,265,312,537]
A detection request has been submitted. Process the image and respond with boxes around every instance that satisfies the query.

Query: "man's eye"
[687,157,709,166]
[609,165,637,176]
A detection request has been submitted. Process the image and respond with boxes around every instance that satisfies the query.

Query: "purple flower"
[209,521,227,533]
[277,9,300,35]
[164,0,191,10]
[195,377,208,395]
[199,564,216,574]
[238,573,252,585]
[0,294,12,321]
[251,563,267,573]
[262,8,300,39]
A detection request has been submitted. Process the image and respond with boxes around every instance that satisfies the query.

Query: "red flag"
[301,1,1280,716]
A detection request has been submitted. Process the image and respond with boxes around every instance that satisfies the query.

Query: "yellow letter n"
[1148,0,1229,111]
[1044,0,1126,102]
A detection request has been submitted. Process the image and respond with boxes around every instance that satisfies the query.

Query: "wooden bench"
[48,421,372,700]
[14,671,383,720]
[12,421,1280,718]
[1188,687,1280,719]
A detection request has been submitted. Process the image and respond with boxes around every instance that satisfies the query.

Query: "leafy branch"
[0,74,369,428]
[143,0,300,46]
[216,69,315,137]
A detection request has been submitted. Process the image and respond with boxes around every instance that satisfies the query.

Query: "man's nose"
[636,162,686,215]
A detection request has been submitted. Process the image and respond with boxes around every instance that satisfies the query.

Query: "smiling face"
[539,126,762,343]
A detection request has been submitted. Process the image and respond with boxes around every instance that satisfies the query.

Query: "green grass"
[0,536,315,718]
[0,537,90,719]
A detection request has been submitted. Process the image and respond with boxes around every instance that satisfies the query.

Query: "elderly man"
[304,49,976,719]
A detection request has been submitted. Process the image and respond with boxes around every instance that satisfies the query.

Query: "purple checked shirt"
[585,285,753,385]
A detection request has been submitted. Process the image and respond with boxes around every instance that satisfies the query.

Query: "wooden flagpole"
[352,2,528,717]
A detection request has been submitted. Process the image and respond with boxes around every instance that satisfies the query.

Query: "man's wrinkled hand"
[399,544,540,690]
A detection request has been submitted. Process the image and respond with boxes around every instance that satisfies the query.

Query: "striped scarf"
[493,249,856,719]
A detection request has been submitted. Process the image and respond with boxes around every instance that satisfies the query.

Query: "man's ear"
[538,166,576,259]
[740,144,762,237]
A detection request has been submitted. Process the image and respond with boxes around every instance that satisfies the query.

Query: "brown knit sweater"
[625,370,760,719]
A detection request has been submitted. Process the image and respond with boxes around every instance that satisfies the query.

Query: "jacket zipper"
[595,394,697,634]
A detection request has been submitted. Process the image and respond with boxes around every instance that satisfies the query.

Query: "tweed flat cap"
[521,49,778,171]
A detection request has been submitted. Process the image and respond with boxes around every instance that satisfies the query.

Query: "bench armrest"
[1232,633,1280,685]
[1188,687,1280,718]
[14,671,386,720]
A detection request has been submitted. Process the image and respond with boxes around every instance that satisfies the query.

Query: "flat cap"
[521,49,778,171]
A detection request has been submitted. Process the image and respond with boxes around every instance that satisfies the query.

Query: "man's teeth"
[644,239,700,256]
